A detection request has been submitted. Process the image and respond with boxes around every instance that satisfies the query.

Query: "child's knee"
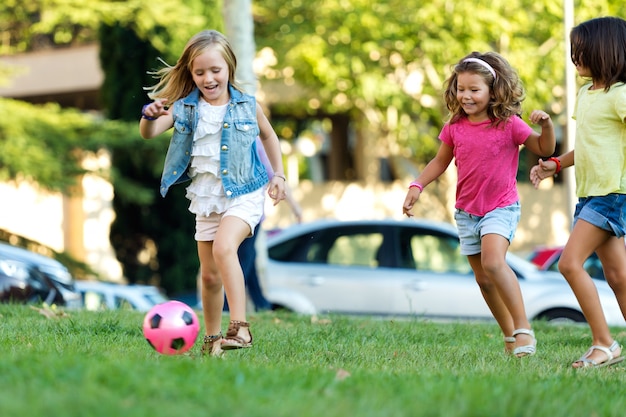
[200,270,221,289]
[474,273,496,291]
[557,257,578,277]
[604,267,626,291]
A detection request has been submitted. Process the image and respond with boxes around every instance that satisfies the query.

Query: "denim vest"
[159,85,269,198]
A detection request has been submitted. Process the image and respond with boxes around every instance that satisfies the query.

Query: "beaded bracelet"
[409,181,424,192]
[548,157,561,174]
[141,104,157,121]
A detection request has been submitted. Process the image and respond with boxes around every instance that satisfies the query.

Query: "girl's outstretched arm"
[402,143,453,217]
[139,99,174,139]
[529,150,574,189]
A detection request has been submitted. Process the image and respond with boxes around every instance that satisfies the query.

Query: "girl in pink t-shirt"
[403,51,555,357]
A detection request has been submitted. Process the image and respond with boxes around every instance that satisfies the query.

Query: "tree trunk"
[222,0,256,94]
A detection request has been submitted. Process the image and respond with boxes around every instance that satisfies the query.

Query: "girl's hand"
[529,158,557,189]
[402,188,422,217]
[267,175,286,206]
[529,110,552,127]
[142,99,170,120]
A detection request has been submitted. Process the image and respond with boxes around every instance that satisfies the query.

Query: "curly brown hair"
[443,51,525,127]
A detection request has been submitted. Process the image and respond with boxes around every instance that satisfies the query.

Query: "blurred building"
[0,45,123,280]
[0,44,102,110]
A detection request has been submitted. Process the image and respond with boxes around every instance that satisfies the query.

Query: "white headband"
[463,57,496,80]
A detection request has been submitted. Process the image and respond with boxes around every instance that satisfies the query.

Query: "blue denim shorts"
[454,202,521,256]
[573,194,626,238]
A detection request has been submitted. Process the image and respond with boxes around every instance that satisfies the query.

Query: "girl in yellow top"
[531,16,626,368]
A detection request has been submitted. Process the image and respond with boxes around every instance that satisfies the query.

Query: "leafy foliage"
[0,0,210,54]
[0,99,96,191]
[253,0,569,162]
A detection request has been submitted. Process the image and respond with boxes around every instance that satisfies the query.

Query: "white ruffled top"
[185,100,230,216]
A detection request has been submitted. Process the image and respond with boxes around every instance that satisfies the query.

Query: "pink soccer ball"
[143,301,200,355]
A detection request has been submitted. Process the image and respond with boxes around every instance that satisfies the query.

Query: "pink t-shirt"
[439,116,533,216]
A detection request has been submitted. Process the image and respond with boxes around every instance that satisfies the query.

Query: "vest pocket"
[173,120,192,144]
[234,120,259,143]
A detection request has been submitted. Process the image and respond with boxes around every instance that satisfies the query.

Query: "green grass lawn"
[1,303,625,417]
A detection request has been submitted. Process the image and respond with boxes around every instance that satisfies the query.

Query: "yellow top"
[574,83,626,197]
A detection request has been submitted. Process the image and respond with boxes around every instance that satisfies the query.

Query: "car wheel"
[537,308,586,324]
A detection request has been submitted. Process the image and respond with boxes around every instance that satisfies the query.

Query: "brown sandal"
[200,332,223,357]
[221,320,253,350]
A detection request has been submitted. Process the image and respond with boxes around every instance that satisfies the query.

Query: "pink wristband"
[409,181,424,192]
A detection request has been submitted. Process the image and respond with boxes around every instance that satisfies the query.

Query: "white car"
[76,281,168,312]
[265,218,625,326]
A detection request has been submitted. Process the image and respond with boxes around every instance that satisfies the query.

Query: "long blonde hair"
[145,30,244,103]
[443,51,525,127]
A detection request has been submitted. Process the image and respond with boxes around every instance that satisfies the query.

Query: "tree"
[253,0,566,170]
[223,0,256,94]
[1,0,222,295]
[96,1,222,294]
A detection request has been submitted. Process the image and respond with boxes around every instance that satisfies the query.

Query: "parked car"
[265,219,625,326]
[75,281,168,311]
[0,241,82,308]
[528,245,605,281]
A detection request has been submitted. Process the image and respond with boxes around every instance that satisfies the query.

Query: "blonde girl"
[140,30,287,356]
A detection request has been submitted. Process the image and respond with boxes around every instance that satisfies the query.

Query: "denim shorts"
[454,202,521,256]
[573,193,626,238]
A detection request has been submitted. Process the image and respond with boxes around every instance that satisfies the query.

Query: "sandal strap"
[504,336,516,343]
[512,328,534,337]
[201,332,224,356]
[224,334,249,345]
[222,320,253,349]
[582,340,620,362]
[204,332,223,343]
[512,328,537,357]
[226,320,250,337]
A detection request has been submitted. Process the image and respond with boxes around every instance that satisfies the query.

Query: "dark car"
[0,242,82,308]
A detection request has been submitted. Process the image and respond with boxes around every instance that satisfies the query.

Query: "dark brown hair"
[570,16,626,91]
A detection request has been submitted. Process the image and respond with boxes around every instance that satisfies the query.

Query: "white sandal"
[573,340,624,368]
[512,328,536,357]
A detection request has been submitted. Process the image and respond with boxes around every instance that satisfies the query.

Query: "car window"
[113,295,135,310]
[269,233,318,262]
[327,233,384,267]
[408,233,471,274]
[584,255,605,280]
[82,290,108,311]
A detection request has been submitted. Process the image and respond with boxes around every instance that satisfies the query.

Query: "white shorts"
[194,188,265,241]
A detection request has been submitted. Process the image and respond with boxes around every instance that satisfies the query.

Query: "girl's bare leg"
[213,215,252,342]
[480,234,533,351]
[597,236,626,319]
[198,241,224,336]
[560,220,622,366]
[467,253,515,352]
